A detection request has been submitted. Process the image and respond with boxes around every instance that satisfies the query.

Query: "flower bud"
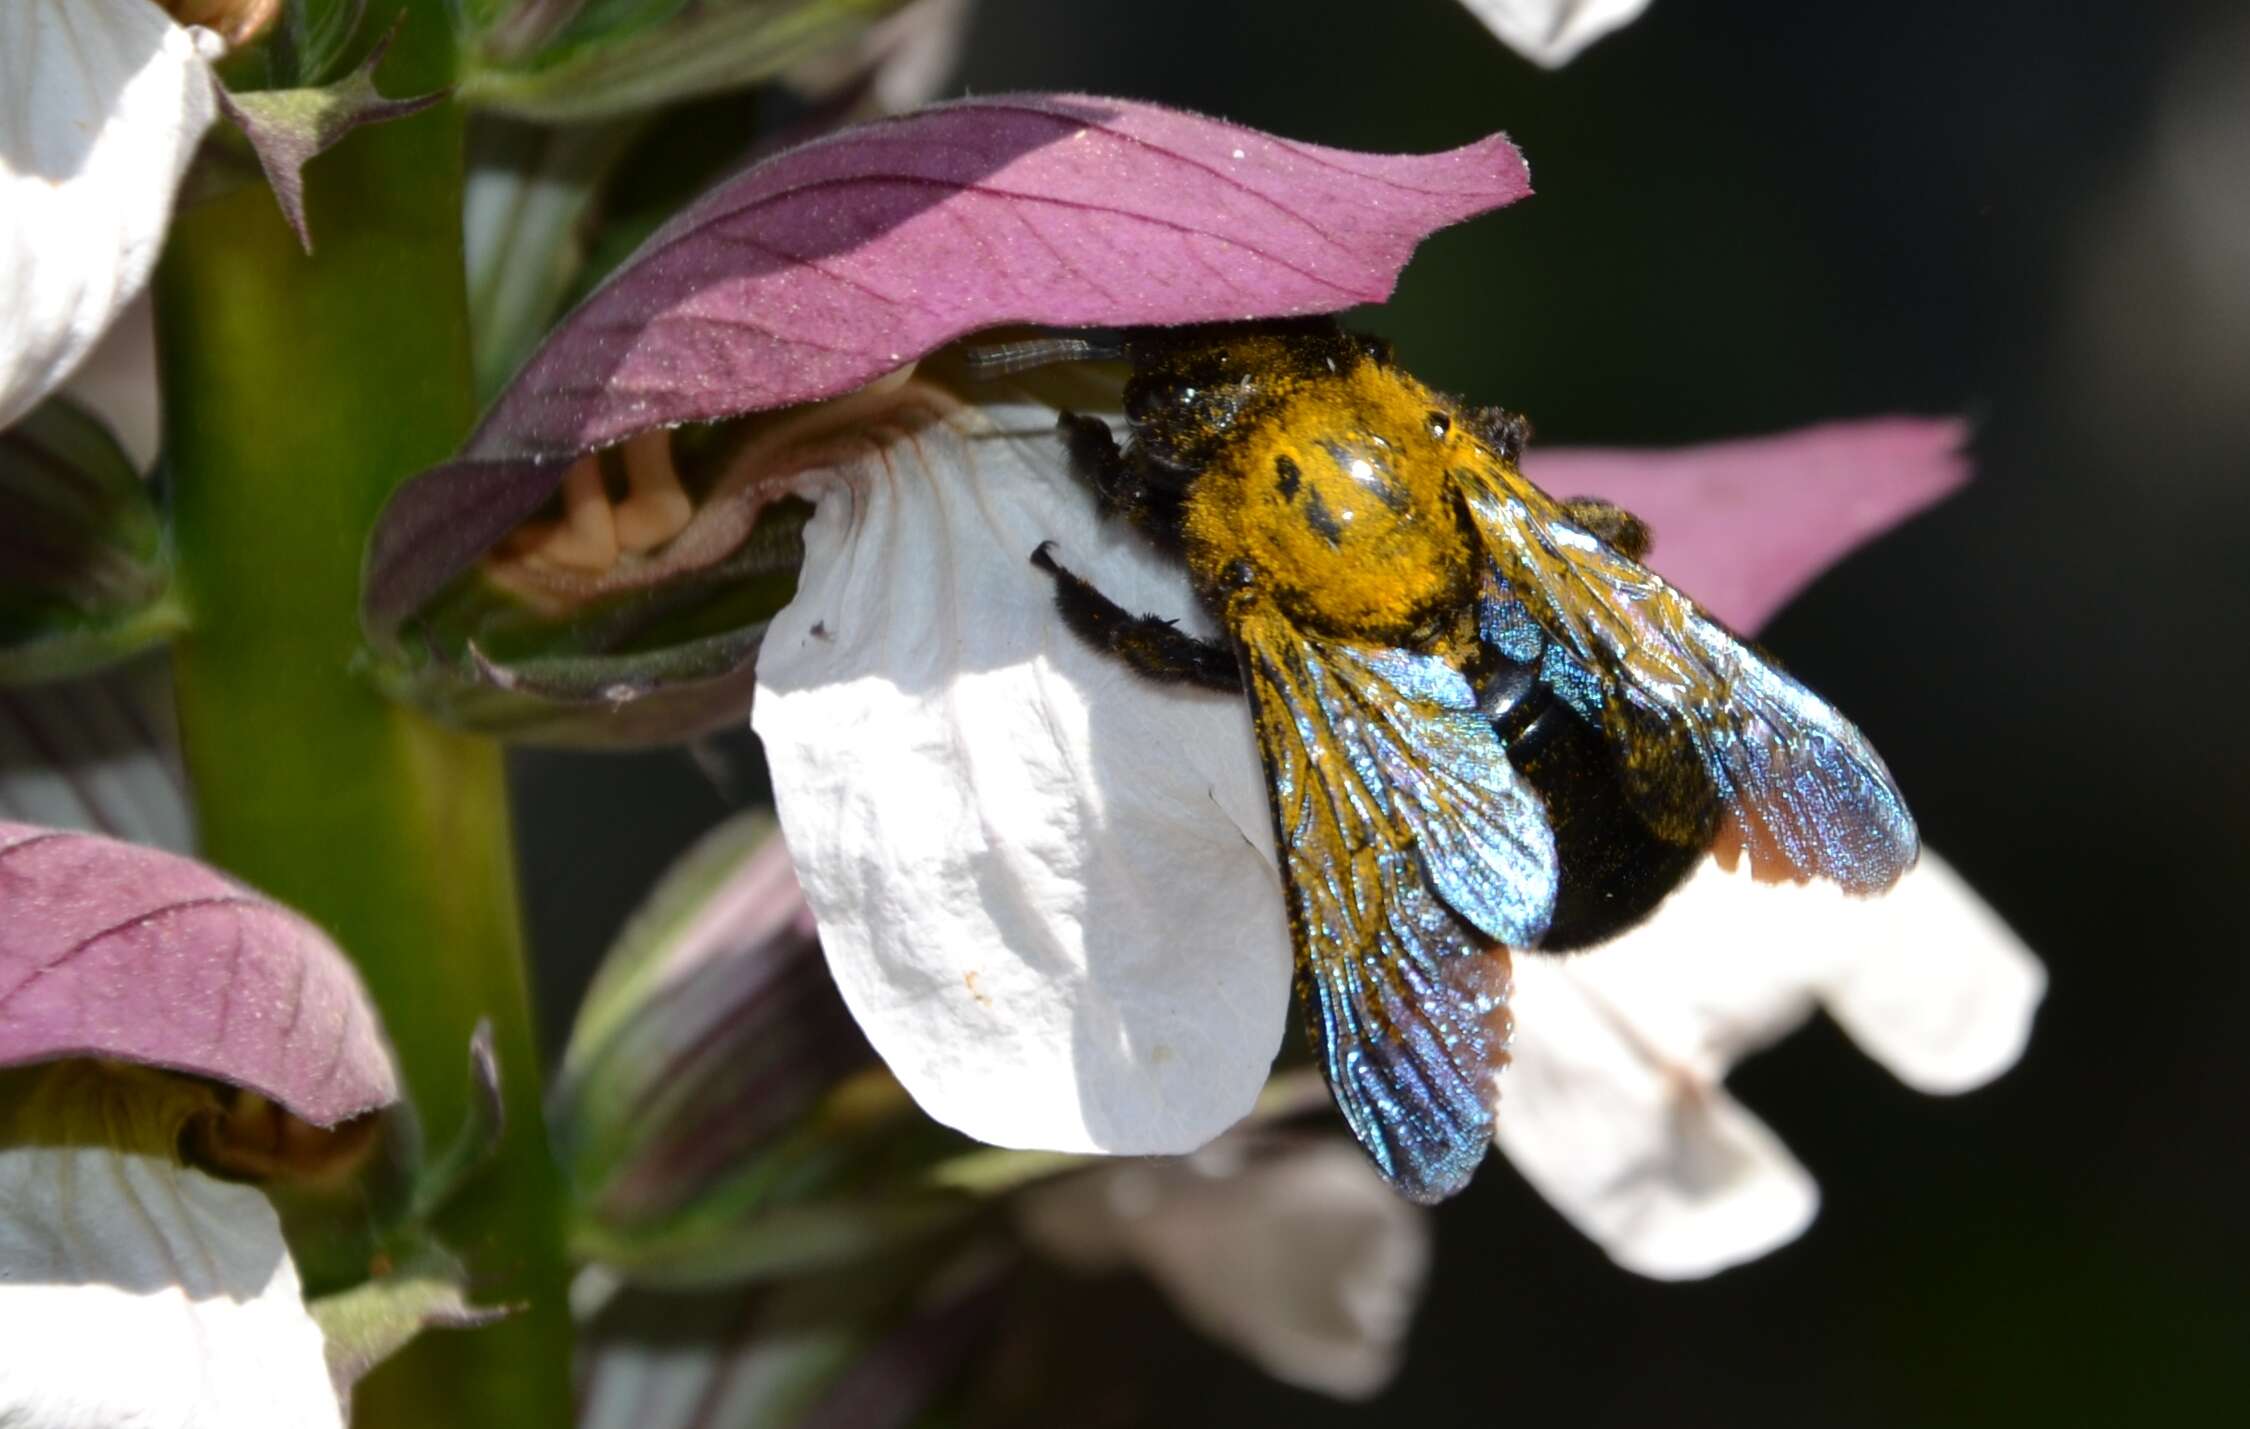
[0,395,183,684]
[551,813,971,1286]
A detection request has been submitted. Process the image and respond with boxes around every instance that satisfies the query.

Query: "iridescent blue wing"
[1453,452,1918,893]
[1232,599,1557,1203]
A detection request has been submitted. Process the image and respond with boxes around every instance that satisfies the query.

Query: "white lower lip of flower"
[752,387,1293,1158]
[1498,850,2045,1279]
[0,1140,342,1427]
[750,376,2046,1241]
[0,0,222,429]
[1018,1139,1430,1401]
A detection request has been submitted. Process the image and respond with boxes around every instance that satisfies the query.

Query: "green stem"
[155,7,572,1424]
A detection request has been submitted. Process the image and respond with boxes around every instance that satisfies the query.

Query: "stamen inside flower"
[496,429,699,576]
[182,1087,383,1190]
[615,430,696,552]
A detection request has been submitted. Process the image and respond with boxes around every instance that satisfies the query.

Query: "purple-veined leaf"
[1523,417,1970,634]
[0,822,397,1125]
[366,93,1529,635]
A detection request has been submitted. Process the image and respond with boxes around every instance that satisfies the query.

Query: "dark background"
[515,1,2250,1423]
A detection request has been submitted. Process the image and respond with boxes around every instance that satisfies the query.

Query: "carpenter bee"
[1001,319,1917,1204]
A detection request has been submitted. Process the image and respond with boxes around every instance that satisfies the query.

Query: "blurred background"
[512,1,2250,1423]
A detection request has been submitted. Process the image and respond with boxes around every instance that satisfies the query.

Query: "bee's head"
[1119,318,1389,471]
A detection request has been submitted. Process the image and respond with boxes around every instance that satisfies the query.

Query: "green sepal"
[308,1240,513,1402]
[0,397,184,686]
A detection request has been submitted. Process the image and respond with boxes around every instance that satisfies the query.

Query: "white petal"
[1500,949,1819,1280]
[1512,860,1840,1085]
[1457,0,1655,68]
[0,0,221,428]
[1812,851,2047,1094]
[1498,849,2041,1278]
[0,1141,342,1427]
[61,293,162,472]
[1018,1140,1429,1399]
[752,389,1291,1156]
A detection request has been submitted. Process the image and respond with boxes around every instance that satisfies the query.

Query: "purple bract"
[0,823,398,1125]
[366,94,1530,635]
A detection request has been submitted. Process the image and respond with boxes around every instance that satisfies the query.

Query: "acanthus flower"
[370,94,2045,1275]
[0,819,401,1426]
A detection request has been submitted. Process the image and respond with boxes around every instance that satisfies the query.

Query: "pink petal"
[1522,418,1970,634]
[0,823,397,1126]
[471,93,1529,462]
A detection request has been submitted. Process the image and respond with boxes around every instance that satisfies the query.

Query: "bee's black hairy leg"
[1462,405,1532,466]
[1560,497,1654,562]
[1029,542,1243,693]
[1057,411,1186,545]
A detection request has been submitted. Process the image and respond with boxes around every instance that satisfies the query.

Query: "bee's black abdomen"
[1505,698,1707,951]
[1480,597,1712,950]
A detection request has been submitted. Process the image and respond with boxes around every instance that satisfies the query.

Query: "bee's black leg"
[1030,543,1242,692]
[1463,405,1532,466]
[1560,498,1654,562]
[1058,411,1186,545]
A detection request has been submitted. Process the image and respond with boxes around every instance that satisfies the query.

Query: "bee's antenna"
[962,335,1123,379]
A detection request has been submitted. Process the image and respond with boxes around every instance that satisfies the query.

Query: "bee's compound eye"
[1427,411,1452,440]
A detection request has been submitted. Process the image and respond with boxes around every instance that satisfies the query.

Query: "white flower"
[1498,849,2045,1278]
[0,1071,342,1428]
[1457,0,1656,68]
[0,0,222,429]
[1017,1138,1429,1399]
[751,378,2045,1273]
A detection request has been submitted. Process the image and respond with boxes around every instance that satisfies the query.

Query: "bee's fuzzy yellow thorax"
[1181,362,1475,643]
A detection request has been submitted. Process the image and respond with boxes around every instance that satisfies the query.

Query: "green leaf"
[0,396,183,685]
